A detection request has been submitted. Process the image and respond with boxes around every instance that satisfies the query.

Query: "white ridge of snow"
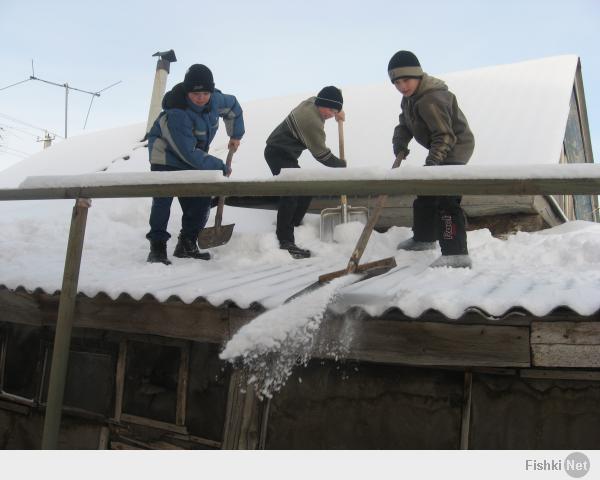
[17,163,600,190]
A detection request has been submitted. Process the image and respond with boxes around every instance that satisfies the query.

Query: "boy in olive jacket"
[265,86,347,259]
[389,51,475,268]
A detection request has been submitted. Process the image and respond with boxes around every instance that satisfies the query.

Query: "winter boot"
[280,241,311,259]
[173,234,211,260]
[430,254,472,269]
[147,240,171,265]
[397,237,437,251]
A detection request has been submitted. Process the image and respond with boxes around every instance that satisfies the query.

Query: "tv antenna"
[0,60,122,138]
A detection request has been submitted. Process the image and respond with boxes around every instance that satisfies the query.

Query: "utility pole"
[37,131,55,149]
[146,50,177,133]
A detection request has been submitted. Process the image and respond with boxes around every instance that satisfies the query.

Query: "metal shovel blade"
[320,205,369,243]
[197,223,235,249]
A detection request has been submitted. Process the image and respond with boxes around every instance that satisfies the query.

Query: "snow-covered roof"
[0,55,580,189]
[1,55,598,322]
[1,195,600,320]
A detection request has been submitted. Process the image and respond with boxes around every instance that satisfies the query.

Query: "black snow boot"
[280,241,311,259]
[173,234,211,260]
[147,240,172,265]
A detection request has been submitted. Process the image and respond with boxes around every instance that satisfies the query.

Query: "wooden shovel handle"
[215,149,235,228]
[319,257,396,283]
[338,119,347,207]
[345,155,404,273]
[338,118,345,161]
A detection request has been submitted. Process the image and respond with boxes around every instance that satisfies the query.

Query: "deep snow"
[0,55,599,389]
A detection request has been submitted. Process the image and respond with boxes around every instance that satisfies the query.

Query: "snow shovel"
[197,149,235,249]
[319,119,368,242]
[286,155,404,303]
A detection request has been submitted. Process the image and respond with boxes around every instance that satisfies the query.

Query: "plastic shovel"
[319,119,368,242]
[197,149,235,249]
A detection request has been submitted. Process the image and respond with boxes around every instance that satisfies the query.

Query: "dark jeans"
[412,195,468,256]
[264,145,312,244]
[146,164,211,243]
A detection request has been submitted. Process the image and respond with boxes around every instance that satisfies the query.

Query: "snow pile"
[0,54,598,324]
[1,189,600,320]
[219,274,359,399]
[0,123,146,188]
[334,221,600,319]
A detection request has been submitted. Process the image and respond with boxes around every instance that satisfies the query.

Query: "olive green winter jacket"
[266,97,345,167]
[393,74,474,165]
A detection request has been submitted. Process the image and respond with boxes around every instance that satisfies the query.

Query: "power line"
[0,146,29,159]
[0,122,39,138]
[0,145,30,155]
[0,78,31,92]
[81,80,124,129]
[0,112,62,138]
[1,127,30,143]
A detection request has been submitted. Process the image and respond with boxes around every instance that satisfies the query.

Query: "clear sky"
[1,0,599,170]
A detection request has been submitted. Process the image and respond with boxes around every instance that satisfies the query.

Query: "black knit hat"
[387,51,424,82]
[314,86,343,111]
[184,64,215,93]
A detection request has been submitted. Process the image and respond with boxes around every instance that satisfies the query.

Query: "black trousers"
[264,145,312,244]
[412,195,468,256]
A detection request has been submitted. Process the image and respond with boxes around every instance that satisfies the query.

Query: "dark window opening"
[186,342,231,442]
[40,334,119,416]
[122,340,180,423]
[2,324,43,399]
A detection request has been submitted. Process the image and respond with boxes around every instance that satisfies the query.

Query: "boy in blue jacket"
[146,64,244,265]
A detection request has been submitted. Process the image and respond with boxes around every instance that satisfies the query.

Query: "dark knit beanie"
[387,51,424,82]
[183,64,215,93]
[314,86,343,111]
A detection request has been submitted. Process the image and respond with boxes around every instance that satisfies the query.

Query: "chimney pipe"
[146,50,177,134]
[42,131,54,149]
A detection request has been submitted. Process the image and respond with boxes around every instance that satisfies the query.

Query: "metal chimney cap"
[152,50,177,62]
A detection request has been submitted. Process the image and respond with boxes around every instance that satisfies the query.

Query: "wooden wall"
[1,289,599,449]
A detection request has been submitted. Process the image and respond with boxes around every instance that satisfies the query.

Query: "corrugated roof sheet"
[3,245,599,322]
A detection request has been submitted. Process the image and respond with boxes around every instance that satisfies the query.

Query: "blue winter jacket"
[148,84,244,172]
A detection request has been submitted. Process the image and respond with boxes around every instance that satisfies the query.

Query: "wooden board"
[520,369,600,382]
[316,319,531,368]
[0,289,45,327]
[532,345,600,368]
[4,170,600,201]
[222,371,262,450]
[532,322,600,368]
